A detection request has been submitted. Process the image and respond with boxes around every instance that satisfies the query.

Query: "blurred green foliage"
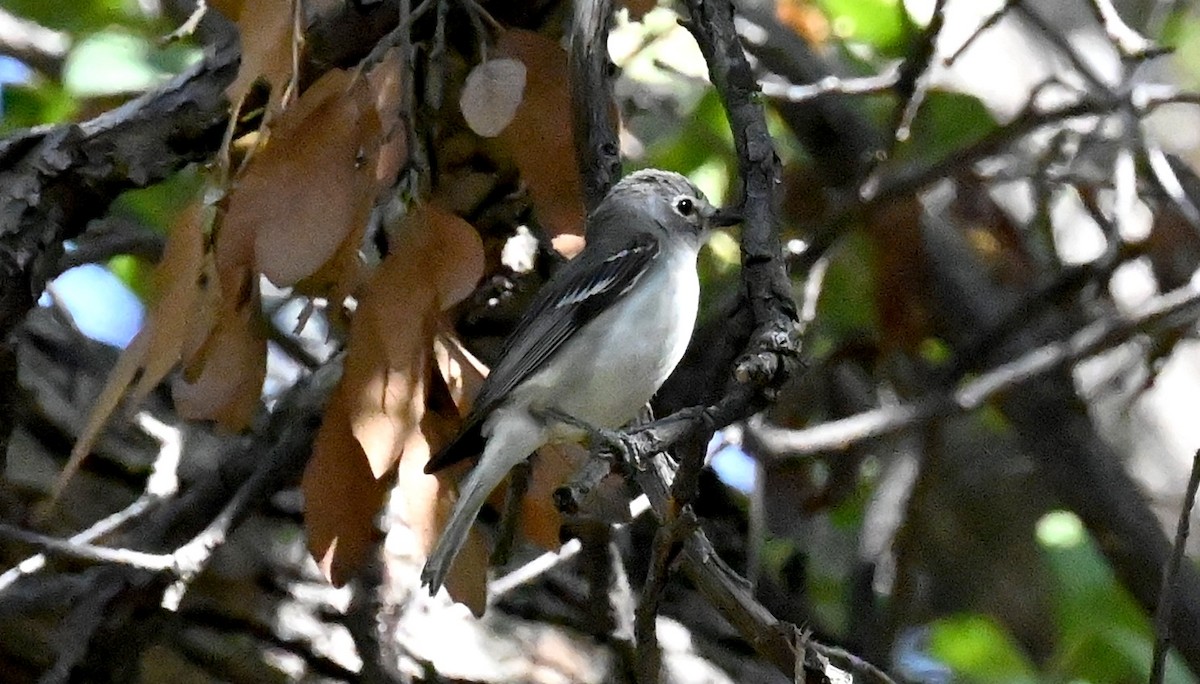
[815,0,911,58]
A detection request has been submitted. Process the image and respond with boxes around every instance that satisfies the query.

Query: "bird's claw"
[537,408,646,470]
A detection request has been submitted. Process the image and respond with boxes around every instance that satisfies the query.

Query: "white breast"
[506,245,701,433]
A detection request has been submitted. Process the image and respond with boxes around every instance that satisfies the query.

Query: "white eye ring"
[674,196,696,217]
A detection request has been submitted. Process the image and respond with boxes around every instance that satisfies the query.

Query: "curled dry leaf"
[225,0,297,115]
[53,201,209,502]
[460,58,527,138]
[229,67,384,288]
[494,29,587,238]
[303,202,484,592]
[293,49,408,310]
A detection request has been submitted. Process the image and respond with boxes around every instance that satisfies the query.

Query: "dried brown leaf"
[496,30,586,238]
[460,58,527,137]
[302,391,392,585]
[171,297,267,430]
[303,202,484,590]
[227,68,384,288]
[227,0,297,115]
[521,443,584,549]
[54,202,208,501]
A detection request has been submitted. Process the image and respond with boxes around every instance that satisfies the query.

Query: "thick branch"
[569,0,621,211]
[0,42,237,339]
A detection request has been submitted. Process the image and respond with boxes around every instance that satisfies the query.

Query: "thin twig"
[944,0,1021,66]
[1012,2,1113,95]
[805,634,898,684]
[0,7,70,78]
[0,524,175,572]
[759,68,900,103]
[749,280,1200,459]
[0,413,180,592]
[1084,0,1162,61]
[892,0,950,143]
[162,0,208,44]
[1150,448,1200,684]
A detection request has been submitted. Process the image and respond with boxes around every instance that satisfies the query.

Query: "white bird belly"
[509,247,701,432]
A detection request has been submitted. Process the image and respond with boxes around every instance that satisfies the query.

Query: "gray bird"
[421,169,740,594]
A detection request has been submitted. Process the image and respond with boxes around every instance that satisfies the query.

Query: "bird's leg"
[535,407,641,469]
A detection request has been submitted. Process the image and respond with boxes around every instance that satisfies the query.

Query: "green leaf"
[896,90,999,165]
[1039,516,1192,683]
[644,90,734,176]
[3,0,138,34]
[1,82,78,132]
[113,167,205,232]
[107,254,154,300]
[927,614,1038,683]
[816,0,909,57]
[64,31,167,97]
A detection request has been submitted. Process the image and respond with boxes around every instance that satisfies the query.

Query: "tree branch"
[569,0,621,211]
[746,279,1200,458]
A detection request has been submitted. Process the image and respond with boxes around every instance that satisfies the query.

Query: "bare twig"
[0,7,70,79]
[54,220,166,275]
[162,0,208,44]
[1145,146,1200,232]
[759,68,900,103]
[803,632,898,684]
[1150,448,1200,684]
[632,450,803,678]
[892,0,949,143]
[351,0,434,81]
[944,0,1020,66]
[862,97,1109,204]
[0,413,181,592]
[1012,2,1113,95]
[553,455,615,514]
[749,280,1200,458]
[0,356,341,621]
[1084,0,1163,61]
[0,524,176,572]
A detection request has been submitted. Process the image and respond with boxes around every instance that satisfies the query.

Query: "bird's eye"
[675,197,695,216]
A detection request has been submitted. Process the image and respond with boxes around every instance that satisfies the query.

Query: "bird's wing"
[424,232,660,473]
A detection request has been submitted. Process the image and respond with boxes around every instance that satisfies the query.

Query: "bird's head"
[590,169,742,248]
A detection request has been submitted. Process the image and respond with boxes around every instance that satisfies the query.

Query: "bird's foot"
[537,408,645,470]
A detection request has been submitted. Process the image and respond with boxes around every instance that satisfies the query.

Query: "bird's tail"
[421,418,543,595]
[420,462,498,594]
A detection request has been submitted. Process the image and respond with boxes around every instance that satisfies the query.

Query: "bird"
[420,169,741,594]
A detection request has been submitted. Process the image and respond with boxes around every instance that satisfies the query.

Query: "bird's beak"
[710,207,743,227]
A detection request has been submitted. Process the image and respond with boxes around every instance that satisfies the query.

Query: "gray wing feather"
[424,233,659,473]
